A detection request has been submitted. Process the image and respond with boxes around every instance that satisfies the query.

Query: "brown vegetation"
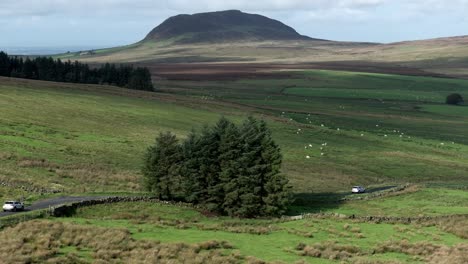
[422,215,468,239]
[142,62,443,82]
[295,238,468,263]
[427,243,468,264]
[298,241,363,260]
[0,220,246,264]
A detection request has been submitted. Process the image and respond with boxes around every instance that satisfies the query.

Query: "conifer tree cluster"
[0,51,153,91]
[143,117,292,218]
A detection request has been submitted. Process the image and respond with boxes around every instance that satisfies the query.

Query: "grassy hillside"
[159,70,468,188]
[61,36,468,78]
[1,69,468,203]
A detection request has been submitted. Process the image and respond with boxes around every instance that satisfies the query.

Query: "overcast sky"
[1,0,467,48]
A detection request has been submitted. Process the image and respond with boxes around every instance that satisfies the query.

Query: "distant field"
[1,70,468,203]
[62,36,468,78]
[283,71,468,103]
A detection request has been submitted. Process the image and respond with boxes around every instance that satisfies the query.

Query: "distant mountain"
[143,10,316,44]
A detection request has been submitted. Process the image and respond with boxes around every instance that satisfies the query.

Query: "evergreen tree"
[128,67,154,91]
[0,51,10,76]
[9,57,24,78]
[22,58,37,79]
[179,131,204,203]
[257,120,292,216]
[203,117,234,213]
[0,51,155,92]
[142,116,292,217]
[142,132,181,200]
[195,125,222,211]
[234,117,266,217]
[218,119,244,216]
[235,117,291,217]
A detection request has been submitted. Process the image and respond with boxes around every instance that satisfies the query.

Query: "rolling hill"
[55,10,468,79]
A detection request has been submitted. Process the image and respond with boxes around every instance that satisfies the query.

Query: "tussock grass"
[427,243,468,264]
[56,202,467,263]
[299,241,363,260]
[0,220,245,264]
[419,215,468,239]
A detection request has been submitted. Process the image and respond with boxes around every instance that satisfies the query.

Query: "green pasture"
[292,188,468,217]
[1,70,468,202]
[53,200,467,263]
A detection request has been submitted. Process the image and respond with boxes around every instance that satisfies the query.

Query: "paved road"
[0,196,109,218]
[365,185,397,193]
[0,185,400,218]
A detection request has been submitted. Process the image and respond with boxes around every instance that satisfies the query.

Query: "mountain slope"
[60,11,468,78]
[143,10,314,43]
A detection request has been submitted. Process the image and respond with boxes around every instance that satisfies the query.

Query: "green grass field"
[1,69,468,203]
[1,67,468,263]
[41,196,464,263]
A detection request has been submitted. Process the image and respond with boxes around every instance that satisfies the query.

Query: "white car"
[352,186,366,194]
[2,201,25,212]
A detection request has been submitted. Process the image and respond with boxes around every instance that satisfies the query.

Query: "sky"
[1,0,467,49]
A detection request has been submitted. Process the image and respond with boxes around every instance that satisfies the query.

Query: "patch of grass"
[52,201,467,263]
[57,246,93,262]
[295,188,468,217]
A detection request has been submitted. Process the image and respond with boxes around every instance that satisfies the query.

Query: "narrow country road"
[0,196,110,218]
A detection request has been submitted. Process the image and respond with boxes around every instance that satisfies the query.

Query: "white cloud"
[0,0,387,17]
[1,0,467,46]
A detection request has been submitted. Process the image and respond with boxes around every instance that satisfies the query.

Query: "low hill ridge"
[143,10,315,43]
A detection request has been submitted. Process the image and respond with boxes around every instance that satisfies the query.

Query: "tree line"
[0,51,153,91]
[142,117,292,218]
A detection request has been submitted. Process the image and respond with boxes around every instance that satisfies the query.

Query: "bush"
[446,93,464,105]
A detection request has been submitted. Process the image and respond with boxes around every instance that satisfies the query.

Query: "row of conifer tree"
[0,51,153,91]
[142,117,292,218]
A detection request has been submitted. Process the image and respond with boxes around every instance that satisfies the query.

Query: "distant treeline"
[0,51,153,91]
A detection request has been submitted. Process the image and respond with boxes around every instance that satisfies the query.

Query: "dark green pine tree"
[234,117,265,217]
[0,51,10,76]
[9,57,24,78]
[179,131,204,203]
[128,67,154,91]
[257,120,292,216]
[218,119,244,216]
[22,58,37,79]
[203,117,235,213]
[142,132,181,200]
[235,117,291,217]
[196,125,222,211]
